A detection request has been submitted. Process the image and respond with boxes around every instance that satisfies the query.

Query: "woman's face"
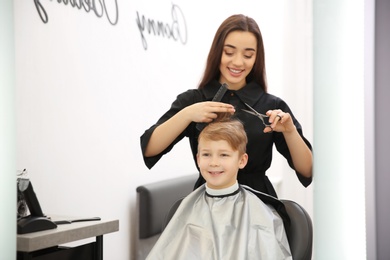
[219,31,257,90]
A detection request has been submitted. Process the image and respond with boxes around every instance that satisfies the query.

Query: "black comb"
[196,83,228,131]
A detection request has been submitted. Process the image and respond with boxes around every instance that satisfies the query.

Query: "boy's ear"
[239,153,248,169]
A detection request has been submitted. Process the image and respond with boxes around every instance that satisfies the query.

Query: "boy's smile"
[197,139,247,189]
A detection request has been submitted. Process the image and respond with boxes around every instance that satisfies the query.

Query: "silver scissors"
[242,103,273,130]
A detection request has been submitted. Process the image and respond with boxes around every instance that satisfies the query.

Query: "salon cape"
[146,183,292,260]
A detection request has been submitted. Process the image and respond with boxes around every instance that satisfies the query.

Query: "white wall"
[364,0,376,259]
[14,1,313,259]
[313,0,368,259]
[0,0,16,259]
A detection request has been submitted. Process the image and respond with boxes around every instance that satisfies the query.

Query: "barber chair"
[136,174,313,260]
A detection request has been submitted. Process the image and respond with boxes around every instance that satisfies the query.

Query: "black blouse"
[140,80,312,197]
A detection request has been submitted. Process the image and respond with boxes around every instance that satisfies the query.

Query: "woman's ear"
[239,153,248,169]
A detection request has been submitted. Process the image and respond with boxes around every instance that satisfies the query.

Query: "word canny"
[136,4,187,50]
[33,0,118,25]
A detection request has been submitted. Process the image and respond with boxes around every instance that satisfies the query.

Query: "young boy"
[147,115,292,259]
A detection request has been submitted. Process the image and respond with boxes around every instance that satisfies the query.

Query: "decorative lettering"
[136,4,187,50]
[33,0,118,25]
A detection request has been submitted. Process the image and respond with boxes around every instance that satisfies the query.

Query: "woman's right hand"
[182,101,235,123]
[144,101,235,157]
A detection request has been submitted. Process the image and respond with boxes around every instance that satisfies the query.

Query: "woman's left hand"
[264,109,296,134]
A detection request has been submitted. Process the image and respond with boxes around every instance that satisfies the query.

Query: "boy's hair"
[198,113,247,155]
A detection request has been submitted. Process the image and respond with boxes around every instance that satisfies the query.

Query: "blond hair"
[198,113,247,155]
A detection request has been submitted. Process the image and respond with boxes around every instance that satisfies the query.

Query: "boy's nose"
[209,157,220,167]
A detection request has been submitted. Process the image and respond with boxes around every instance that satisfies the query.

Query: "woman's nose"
[232,54,244,66]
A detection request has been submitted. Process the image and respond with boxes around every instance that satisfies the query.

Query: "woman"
[140,14,312,198]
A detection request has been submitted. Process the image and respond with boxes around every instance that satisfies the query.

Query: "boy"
[147,115,292,259]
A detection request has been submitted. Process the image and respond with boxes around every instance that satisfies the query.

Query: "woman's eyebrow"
[224,44,255,52]
[224,44,237,49]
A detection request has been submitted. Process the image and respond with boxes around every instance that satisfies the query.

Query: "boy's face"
[197,138,248,190]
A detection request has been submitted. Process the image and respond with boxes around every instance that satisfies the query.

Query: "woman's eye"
[244,55,253,59]
[201,153,210,157]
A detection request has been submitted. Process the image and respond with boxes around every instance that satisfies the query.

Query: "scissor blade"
[242,108,268,118]
[242,109,260,117]
[244,102,266,116]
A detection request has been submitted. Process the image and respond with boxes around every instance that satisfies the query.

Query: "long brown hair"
[198,14,268,92]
